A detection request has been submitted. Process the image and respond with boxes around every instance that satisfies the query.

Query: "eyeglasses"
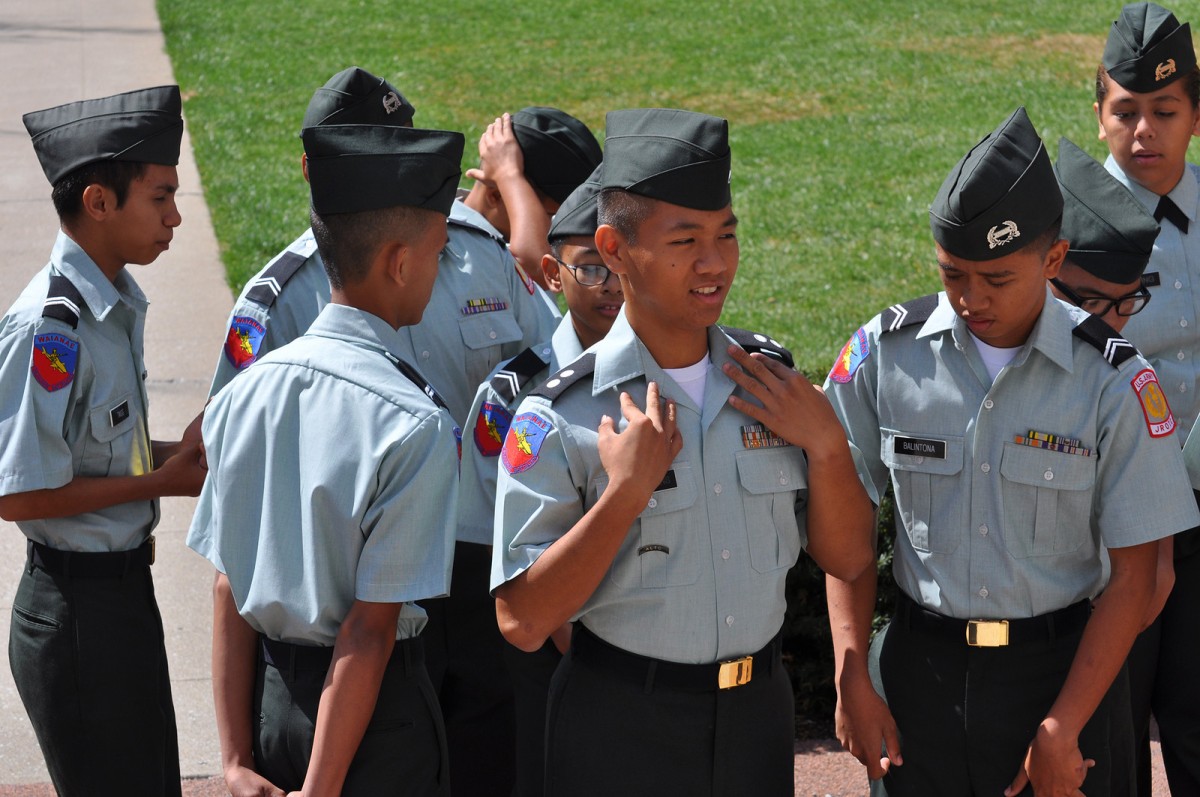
[556,258,614,287]
[1051,278,1152,318]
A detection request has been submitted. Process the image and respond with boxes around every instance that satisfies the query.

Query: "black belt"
[895,591,1091,647]
[572,624,781,693]
[27,537,154,579]
[260,634,424,676]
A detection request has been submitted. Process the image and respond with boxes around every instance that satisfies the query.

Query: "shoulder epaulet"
[530,353,596,401]
[879,294,938,334]
[393,358,449,410]
[719,326,795,368]
[1072,314,1138,369]
[42,274,85,329]
[490,346,551,404]
[244,250,311,307]
[448,202,505,243]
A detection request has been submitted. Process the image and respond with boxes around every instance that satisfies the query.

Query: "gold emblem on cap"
[1156,59,1177,82]
[382,91,403,114]
[986,220,1021,250]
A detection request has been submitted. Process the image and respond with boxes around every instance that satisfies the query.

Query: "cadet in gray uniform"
[823,107,1199,797]
[492,108,875,797]
[1093,6,1200,794]
[0,86,206,796]
[187,123,465,796]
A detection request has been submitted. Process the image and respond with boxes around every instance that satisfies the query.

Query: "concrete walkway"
[0,0,230,784]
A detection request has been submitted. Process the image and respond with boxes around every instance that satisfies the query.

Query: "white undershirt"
[970,335,1021,382]
[664,356,712,409]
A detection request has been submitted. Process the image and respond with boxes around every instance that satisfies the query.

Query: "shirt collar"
[448,199,505,243]
[591,308,742,395]
[52,230,148,321]
[1104,153,1199,221]
[305,303,407,360]
[549,312,585,372]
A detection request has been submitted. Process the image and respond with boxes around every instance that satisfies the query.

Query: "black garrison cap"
[511,107,602,204]
[601,108,731,211]
[548,163,602,243]
[302,124,464,216]
[1104,2,1196,93]
[1055,137,1159,283]
[24,85,183,185]
[301,67,415,130]
[929,107,1062,261]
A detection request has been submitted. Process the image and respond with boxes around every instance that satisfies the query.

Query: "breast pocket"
[880,429,965,554]
[1000,442,1096,558]
[736,448,806,573]
[80,393,137,477]
[597,463,702,589]
[459,311,524,377]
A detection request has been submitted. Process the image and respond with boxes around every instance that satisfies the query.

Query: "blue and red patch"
[224,316,266,370]
[514,261,536,295]
[828,327,870,384]
[502,412,552,474]
[30,333,78,392]
[474,402,513,457]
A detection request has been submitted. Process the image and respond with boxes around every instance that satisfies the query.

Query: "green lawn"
[159,0,1200,378]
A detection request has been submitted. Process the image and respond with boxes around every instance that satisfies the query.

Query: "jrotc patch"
[224,316,266,370]
[514,261,536,295]
[474,402,513,457]
[30,333,78,392]
[502,412,551,474]
[1131,368,1176,438]
[829,328,870,384]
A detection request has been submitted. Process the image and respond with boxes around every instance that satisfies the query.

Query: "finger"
[883,720,903,766]
[618,391,644,425]
[598,413,616,440]
[465,168,486,181]
[643,381,663,428]
[1004,769,1029,797]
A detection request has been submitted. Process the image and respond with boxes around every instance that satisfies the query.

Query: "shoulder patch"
[829,327,870,384]
[224,316,266,370]
[1131,368,1176,438]
[393,358,449,411]
[31,332,78,392]
[474,402,513,457]
[513,260,536,295]
[501,412,553,474]
[880,294,938,334]
[244,250,310,307]
[490,346,552,404]
[719,326,795,368]
[42,274,85,329]
[530,353,596,401]
[1072,315,1138,369]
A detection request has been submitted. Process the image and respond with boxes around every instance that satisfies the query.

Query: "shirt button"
[1043,469,1054,481]
[981,463,991,474]
[778,472,788,486]
[721,549,731,560]
[1182,384,1189,394]
[1182,319,1190,328]
[979,524,989,536]
[915,457,924,465]
[714,483,723,495]
[1176,280,1184,290]
[489,330,498,340]
[647,498,657,509]
[1180,351,1188,361]
[978,587,989,599]
[984,399,994,410]
[421,351,430,360]
[725,615,735,627]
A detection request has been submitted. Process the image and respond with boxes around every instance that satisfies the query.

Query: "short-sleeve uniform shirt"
[0,231,156,551]
[187,303,459,646]
[823,290,1199,619]
[493,310,808,664]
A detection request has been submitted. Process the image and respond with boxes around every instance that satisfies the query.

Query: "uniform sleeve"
[0,319,77,496]
[491,400,583,591]
[822,321,887,507]
[457,381,511,545]
[184,397,230,572]
[356,409,459,603]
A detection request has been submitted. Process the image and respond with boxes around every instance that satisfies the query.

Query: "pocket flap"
[458,311,523,351]
[735,448,807,495]
[88,394,136,443]
[1001,442,1096,491]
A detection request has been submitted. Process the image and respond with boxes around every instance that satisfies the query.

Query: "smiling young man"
[491,108,875,797]
[1092,6,1200,794]
[0,86,207,796]
[823,107,1198,797]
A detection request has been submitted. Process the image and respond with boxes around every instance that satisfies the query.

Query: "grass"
[159,0,1200,378]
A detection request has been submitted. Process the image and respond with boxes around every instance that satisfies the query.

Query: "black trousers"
[420,541,516,797]
[8,557,181,797]
[544,625,795,797]
[1126,524,1200,797]
[868,607,1116,797]
[253,635,448,795]
[503,638,562,797]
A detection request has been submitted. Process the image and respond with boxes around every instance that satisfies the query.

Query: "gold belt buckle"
[717,656,753,689]
[966,619,1009,647]
[148,534,156,566]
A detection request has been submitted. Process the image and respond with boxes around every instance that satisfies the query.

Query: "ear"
[1042,239,1069,280]
[1191,103,1200,137]
[541,253,563,293]
[301,153,310,184]
[485,185,504,210]
[80,183,114,222]
[379,239,409,288]
[1094,101,1107,142]
[594,224,629,275]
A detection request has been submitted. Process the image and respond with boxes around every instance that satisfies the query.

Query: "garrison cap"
[1055,137,1158,283]
[548,163,602,242]
[301,66,415,130]
[512,107,602,204]
[929,107,1062,261]
[601,108,731,211]
[1104,2,1195,93]
[302,124,464,215]
[24,85,183,185]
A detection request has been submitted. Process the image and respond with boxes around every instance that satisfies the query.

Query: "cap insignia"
[382,91,402,114]
[1157,58,1178,81]
[987,220,1021,250]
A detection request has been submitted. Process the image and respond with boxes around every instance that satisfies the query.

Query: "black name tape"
[655,469,677,492]
[893,436,946,459]
[109,400,130,427]
[638,544,670,556]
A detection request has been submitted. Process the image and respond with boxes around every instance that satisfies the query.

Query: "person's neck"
[626,311,709,369]
[61,224,125,283]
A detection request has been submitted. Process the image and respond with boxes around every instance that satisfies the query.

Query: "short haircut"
[1095,63,1200,108]
[51,160,149,222]
[596,188,657,245]
[1030,214,1064,256]
[310,204,433,289]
